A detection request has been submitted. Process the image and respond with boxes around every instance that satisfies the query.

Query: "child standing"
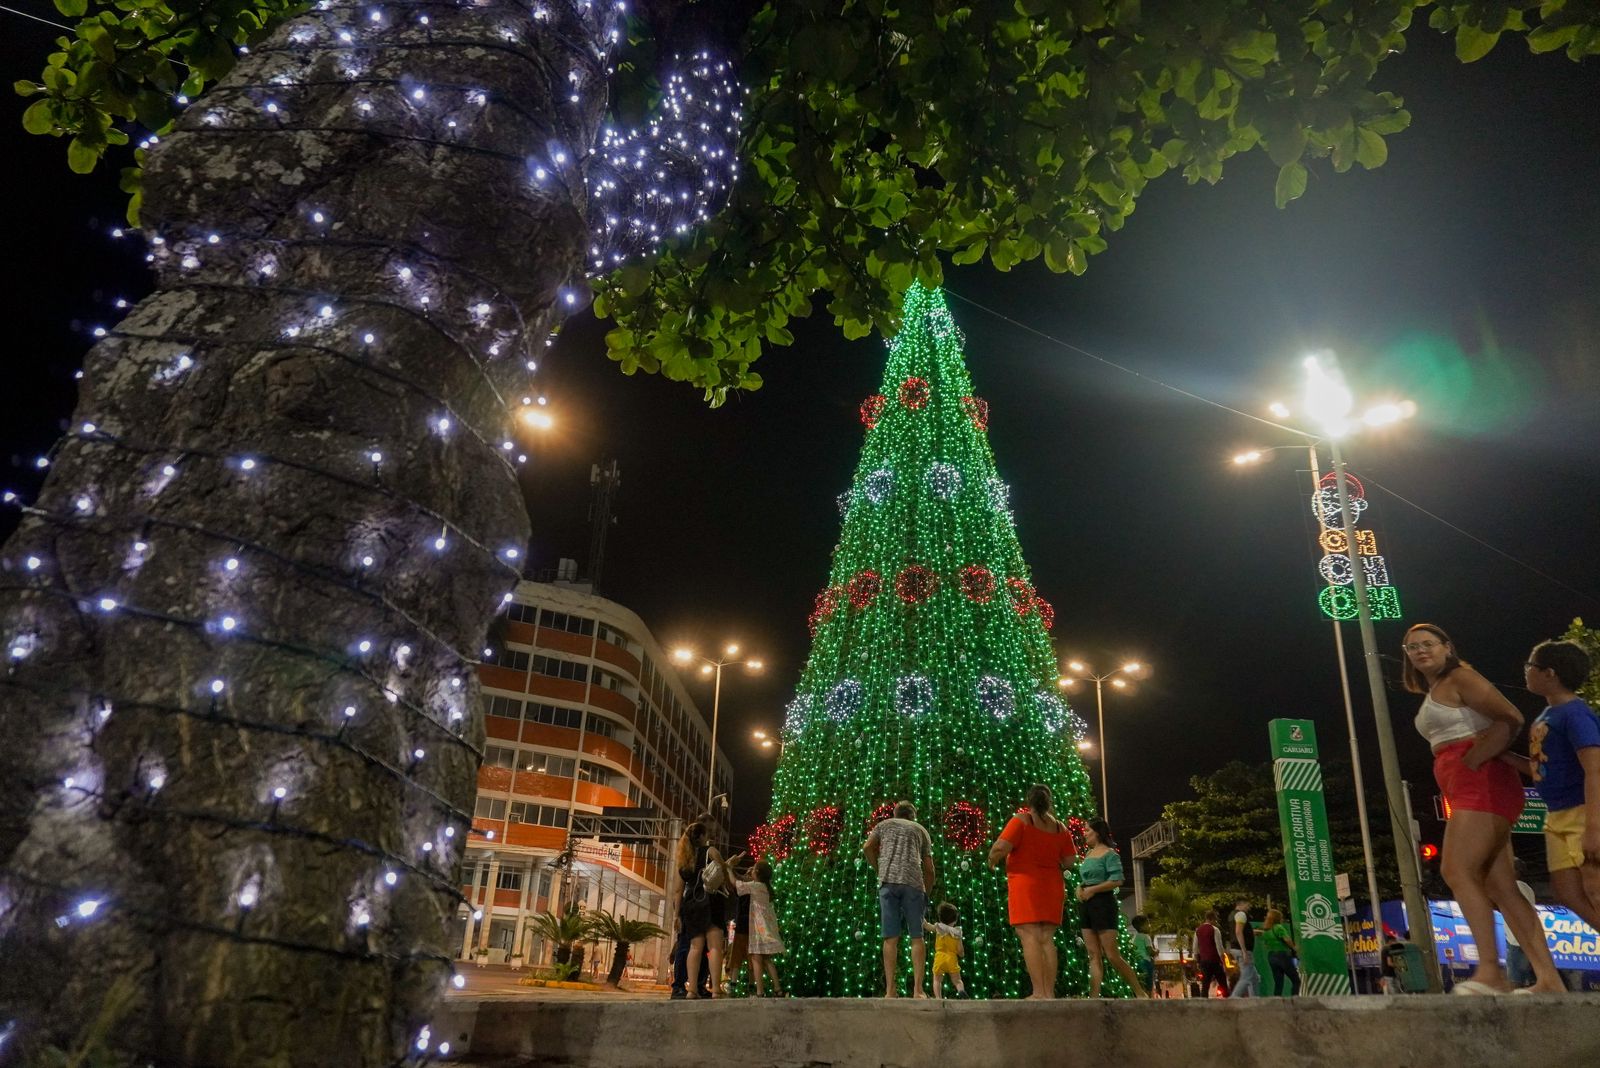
[735,861,785,996]
[923,902,967,999]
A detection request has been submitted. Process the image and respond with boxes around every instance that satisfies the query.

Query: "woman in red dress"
[987,784,1077,999]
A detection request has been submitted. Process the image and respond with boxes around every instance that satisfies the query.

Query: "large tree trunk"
[0,2,604,1062]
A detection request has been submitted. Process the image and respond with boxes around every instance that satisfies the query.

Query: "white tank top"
[1414,692,1494,747]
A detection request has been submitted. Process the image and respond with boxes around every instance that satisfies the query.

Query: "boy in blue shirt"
[1512,639,1600,933]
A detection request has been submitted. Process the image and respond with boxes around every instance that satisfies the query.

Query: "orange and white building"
[455,578,731,970]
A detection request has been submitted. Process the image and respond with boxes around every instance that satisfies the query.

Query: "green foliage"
[1157,758,1399,905]
[1558,617,1600,707]
[13,0,305,204]
[586,908,667,947]
[13,0,1600,386]
[1142,876,1207,939]
[527,907,595,964]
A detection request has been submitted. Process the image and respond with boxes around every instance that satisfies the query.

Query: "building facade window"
[597,621,631,648]
[538,610,596,637]
[508,802,570,828]
[527,702,583,730]
[507,602,539,625]
[484,745,518,769]
[533,654,589,683]
[486,695,523,721]
[475,797,507,820]
[585,713,618,740]
[496,869,524,891]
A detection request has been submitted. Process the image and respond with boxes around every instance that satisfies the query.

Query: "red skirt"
[1433,740,1524,825]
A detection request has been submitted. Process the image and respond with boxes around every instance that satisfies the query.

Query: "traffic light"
[1419,843,1440,862]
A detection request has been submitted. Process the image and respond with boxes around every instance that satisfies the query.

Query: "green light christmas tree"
[754,282,1128,998]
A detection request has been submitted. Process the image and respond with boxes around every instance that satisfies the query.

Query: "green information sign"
[1514,789,1548,835]
[1269,719,1351,995]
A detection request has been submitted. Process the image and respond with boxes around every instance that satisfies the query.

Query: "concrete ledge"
[446,994,1600,1067]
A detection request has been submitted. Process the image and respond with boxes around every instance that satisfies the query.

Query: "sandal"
[1451,980,1504,996]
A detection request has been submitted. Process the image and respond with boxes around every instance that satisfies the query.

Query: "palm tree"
[1144,878,1207,955]
[587,910,667,988]
[527,909,595,970]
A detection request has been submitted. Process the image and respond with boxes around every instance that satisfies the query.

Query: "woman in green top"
[1076,819,1148,997]
[1259,908,1300,995]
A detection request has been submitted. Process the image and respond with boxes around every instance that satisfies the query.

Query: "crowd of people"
[664,625,1598,1000]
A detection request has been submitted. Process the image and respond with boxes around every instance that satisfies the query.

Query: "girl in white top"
[733,861,785,996]
[1402,622,1564,994]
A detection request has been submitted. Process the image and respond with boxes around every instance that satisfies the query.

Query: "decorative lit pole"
[673,643,764,810]
[1235,352,1440,991]
[1057,659,1149,824]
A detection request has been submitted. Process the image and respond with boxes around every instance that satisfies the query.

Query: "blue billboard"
[1346,899,1600,973]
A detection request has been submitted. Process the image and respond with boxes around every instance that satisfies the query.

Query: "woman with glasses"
[1402,623,1566,994]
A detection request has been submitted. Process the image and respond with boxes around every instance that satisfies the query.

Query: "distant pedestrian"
[734,861,785,996]
[923,902,968,999]
[1131,914,1156,995]
[988,784,1076,999]
[675,816,731,999]
[1228,897,1259,998]
[864,800,935,997]
[1403,623,1566,994]
[1512,640,1600,939]
[1076,819,1147,998]
[1194,910,1229,998]
[1259,908,1300,995]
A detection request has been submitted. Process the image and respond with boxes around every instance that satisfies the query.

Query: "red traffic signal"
[1420,843,1440,862]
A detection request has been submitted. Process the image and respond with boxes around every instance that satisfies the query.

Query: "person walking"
[1194,910,1229,998]
[1403,623,1566,994]
[1228,897,1260,997]
[987,784,1077,999]
[1131,914,1157,996]
[721,852,756,994]
[675,817,730,999]
[1076,818,1148,998]
[1259,908,1301,995]
[864,800,935,997]
[1508,640,1600,942]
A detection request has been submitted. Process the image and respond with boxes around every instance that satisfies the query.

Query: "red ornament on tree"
[808,585,843,635]
[865,801,897,833]
[859,394,887,429]
[960,396,989,431]
[1033,596,1056,631]
[806,805,843,856]
[894,564,938,604]
[846,569,883,610]
[747,822,775,860]
[898,376,930,410]
[943,800,987,851]
[1006,577,1036,616]
[959,564,996,603]
[768,813,797,862]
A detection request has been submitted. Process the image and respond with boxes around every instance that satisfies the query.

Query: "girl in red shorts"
[1404,623,1565,994]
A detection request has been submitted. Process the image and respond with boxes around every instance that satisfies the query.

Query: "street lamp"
[674,643,764,810]
[1235,351,1440,991]
[751,728,783,756]
[1057,658,1149,823]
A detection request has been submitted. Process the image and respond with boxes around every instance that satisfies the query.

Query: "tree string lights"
[0,0,747,1060]
[762,284,1115,999]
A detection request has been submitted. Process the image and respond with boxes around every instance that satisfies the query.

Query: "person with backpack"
[863,800,935,997]
[1228,897,1260,997]
[675,816,731,999]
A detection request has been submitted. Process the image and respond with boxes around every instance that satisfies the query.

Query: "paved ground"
[447,965,667,1001]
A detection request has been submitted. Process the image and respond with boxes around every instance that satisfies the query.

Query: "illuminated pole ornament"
[759,283,1101,998]
[1311,472,1402,621]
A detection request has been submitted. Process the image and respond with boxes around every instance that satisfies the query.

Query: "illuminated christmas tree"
[755,282,1118,998]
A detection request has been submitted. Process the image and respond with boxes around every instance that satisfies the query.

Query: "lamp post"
[1235,440,1386,958]
[1235,352,1440,991]
[673,643,764,811]
[751,728,783,756]
[1057,659,1148,824]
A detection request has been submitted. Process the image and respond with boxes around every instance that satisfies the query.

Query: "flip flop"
[1511,988,1535,996]
[1451,980,1504,996]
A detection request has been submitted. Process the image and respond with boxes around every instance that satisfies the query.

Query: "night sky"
[4,21,1599,856]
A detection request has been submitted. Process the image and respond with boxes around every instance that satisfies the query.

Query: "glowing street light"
[752,727,782,756]
[674,642,765,809]
[1057,658,1149,822]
